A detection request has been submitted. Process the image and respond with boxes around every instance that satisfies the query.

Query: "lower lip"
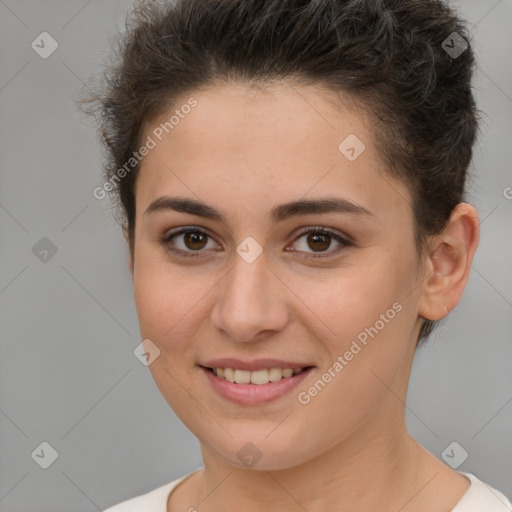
[201,366,314,405]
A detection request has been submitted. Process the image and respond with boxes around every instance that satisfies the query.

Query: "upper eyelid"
[294,225,350,240]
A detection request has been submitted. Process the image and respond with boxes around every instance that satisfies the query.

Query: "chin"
[203,432,316,472]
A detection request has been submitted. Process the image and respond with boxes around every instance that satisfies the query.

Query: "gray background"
[0,1,511,511]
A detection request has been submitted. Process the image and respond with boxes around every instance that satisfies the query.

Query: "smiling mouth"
[201,366,314,385]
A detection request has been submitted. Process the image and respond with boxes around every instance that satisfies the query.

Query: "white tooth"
[224,368,235,382]
[234,369,251,384]
[250,369,270,385]
[268,368,283,382]
[216,367,302,383]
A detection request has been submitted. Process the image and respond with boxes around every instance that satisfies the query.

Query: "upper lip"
[200,358,314,372]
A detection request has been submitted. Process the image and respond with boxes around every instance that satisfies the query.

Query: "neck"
[195,419,427,512]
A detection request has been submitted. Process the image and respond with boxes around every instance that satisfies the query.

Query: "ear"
[417,203,480,321]
[122,225,134,276]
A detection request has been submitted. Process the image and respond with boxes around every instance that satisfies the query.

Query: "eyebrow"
[144,196,373,225]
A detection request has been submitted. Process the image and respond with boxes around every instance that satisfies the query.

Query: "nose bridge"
[232,251,266,299]
[211,246,287,341]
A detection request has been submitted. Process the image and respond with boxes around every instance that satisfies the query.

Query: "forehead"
[136,82,412,225]
[146,81,372,161]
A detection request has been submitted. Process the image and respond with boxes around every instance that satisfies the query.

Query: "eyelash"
[159,226,351,259]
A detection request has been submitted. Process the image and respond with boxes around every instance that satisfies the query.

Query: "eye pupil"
[308,232,330,252]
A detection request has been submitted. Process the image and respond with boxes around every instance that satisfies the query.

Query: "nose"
[210,250,289,342]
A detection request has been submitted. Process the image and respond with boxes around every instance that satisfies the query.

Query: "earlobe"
[417,203,480,321]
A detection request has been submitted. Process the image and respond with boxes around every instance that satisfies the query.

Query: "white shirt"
[103,469,512,512]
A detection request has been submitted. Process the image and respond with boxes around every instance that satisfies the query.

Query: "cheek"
[290,256,414,394]
[132,255,214,357]
[132,261,206,425]
[291,261,405,343]
[133,255,179,348]
[293,301,411,444]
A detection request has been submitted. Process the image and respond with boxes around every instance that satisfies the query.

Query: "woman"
[83,0,512,510]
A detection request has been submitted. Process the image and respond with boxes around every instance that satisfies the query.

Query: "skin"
[126,82,479,512]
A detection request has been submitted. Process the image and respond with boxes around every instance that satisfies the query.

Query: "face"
[131,82,426,471]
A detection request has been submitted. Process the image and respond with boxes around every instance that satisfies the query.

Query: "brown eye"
[160,228,219,258]
[290,227,351,258]
[306,232,331,252]
[183,231,208,250]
